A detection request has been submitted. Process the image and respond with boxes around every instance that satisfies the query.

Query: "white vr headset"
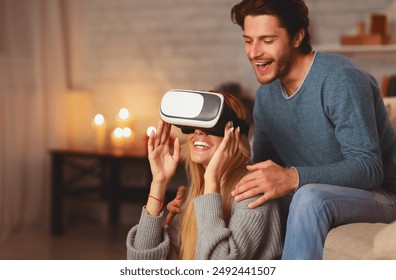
[160,89,249,137]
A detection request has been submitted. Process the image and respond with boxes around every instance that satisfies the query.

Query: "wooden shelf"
[314,44,396,53]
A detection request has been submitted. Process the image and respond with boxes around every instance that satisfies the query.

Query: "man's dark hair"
[231,0,312,54]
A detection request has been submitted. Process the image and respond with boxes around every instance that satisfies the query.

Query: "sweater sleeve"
[126,206,171,260]
[193,193,283,260]
[252,96,283,165]
[296,68,384,190]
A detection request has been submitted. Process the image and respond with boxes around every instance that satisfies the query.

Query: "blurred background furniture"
[50,149,186,235]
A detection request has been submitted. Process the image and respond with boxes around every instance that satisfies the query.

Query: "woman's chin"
[190,154,210,166]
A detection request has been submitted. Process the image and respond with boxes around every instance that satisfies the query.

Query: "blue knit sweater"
[252,52,396,193]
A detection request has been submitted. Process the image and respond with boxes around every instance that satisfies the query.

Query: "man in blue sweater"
[230,0,396,259]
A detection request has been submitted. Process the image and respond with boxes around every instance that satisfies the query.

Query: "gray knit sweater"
[126,192,282,260]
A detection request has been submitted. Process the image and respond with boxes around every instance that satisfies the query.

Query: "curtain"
[0,0,68,241]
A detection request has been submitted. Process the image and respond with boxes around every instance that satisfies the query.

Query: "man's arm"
[232,160,298,208]
[233,67,384,208]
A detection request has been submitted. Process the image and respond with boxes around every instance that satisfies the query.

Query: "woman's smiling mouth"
[193,140,212,149]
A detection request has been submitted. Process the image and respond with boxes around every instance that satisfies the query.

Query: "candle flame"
[93,114,105,126]
[146,126,156,137]
[118,108,130,120]
[123,127,132,137]
[113,127,123,138]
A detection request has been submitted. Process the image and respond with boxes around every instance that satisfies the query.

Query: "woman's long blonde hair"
[178,92,252,259]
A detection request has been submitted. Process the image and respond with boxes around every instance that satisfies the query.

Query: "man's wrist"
[288,166,300,192]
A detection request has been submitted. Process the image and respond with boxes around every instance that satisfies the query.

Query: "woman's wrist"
[151,176,170,187]
[146,194,165,216]
[203,177,220,194]
[146,182,167,216]
[147,194,165,215]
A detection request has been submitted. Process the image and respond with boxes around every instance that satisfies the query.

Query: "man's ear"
[293,28,305,48]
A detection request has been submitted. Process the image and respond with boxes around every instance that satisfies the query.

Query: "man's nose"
[248,41,263,60]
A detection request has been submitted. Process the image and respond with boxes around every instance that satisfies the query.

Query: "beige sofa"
[323,97,396,260]
[324,221,396,259]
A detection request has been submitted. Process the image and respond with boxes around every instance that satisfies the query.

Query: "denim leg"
[281,184,396,260]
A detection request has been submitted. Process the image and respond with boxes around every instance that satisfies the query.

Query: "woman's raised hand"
[148,120,181,192]
[204,121,240,193]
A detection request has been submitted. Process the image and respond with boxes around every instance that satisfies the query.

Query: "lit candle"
[122,127,135,152]
[123,127,132,138]
[91,113,107,151]
[116,107,133,127]
[111,127,124,153]
[146,126,156,137]
[143,126,156,153]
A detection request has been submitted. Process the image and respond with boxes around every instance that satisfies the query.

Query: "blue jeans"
[281,184,396,260]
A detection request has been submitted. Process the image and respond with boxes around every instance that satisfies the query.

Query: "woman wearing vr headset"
[126,91,282,260]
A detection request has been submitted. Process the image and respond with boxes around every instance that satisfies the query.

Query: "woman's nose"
[194,129,206,135]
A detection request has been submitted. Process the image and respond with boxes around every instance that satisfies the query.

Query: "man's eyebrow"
[242,34,278,40]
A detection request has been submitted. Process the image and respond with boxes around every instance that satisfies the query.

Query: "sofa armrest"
[323,223,388,260]
[373,221,396,259]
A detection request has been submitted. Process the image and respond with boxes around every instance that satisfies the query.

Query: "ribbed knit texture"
[194,193,282,259]
[252,52,396,193]
[126,193,282,260]
[126,207,170,260]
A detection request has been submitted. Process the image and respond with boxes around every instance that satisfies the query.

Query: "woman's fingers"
[161,121,171,145]
[220,121,233,148]
[153,120,172,148]
[173,137,181,161]
[223,121,240,156]
[154,120,164,147]
[233,126,240,153]
[147,128,156,154]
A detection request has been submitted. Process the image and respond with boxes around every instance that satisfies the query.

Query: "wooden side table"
[49,149,184,235]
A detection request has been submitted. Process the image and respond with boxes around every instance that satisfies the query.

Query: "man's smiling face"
[243,15,295,84]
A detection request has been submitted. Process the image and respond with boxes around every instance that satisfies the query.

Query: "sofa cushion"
[323,223,388,259]
[373,221,396,259]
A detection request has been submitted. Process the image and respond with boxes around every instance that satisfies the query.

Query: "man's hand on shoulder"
[231,160,299,208]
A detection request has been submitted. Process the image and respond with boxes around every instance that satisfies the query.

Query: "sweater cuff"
[294,166,311,189]
[289,166,300,192]
[134,206,164,250]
